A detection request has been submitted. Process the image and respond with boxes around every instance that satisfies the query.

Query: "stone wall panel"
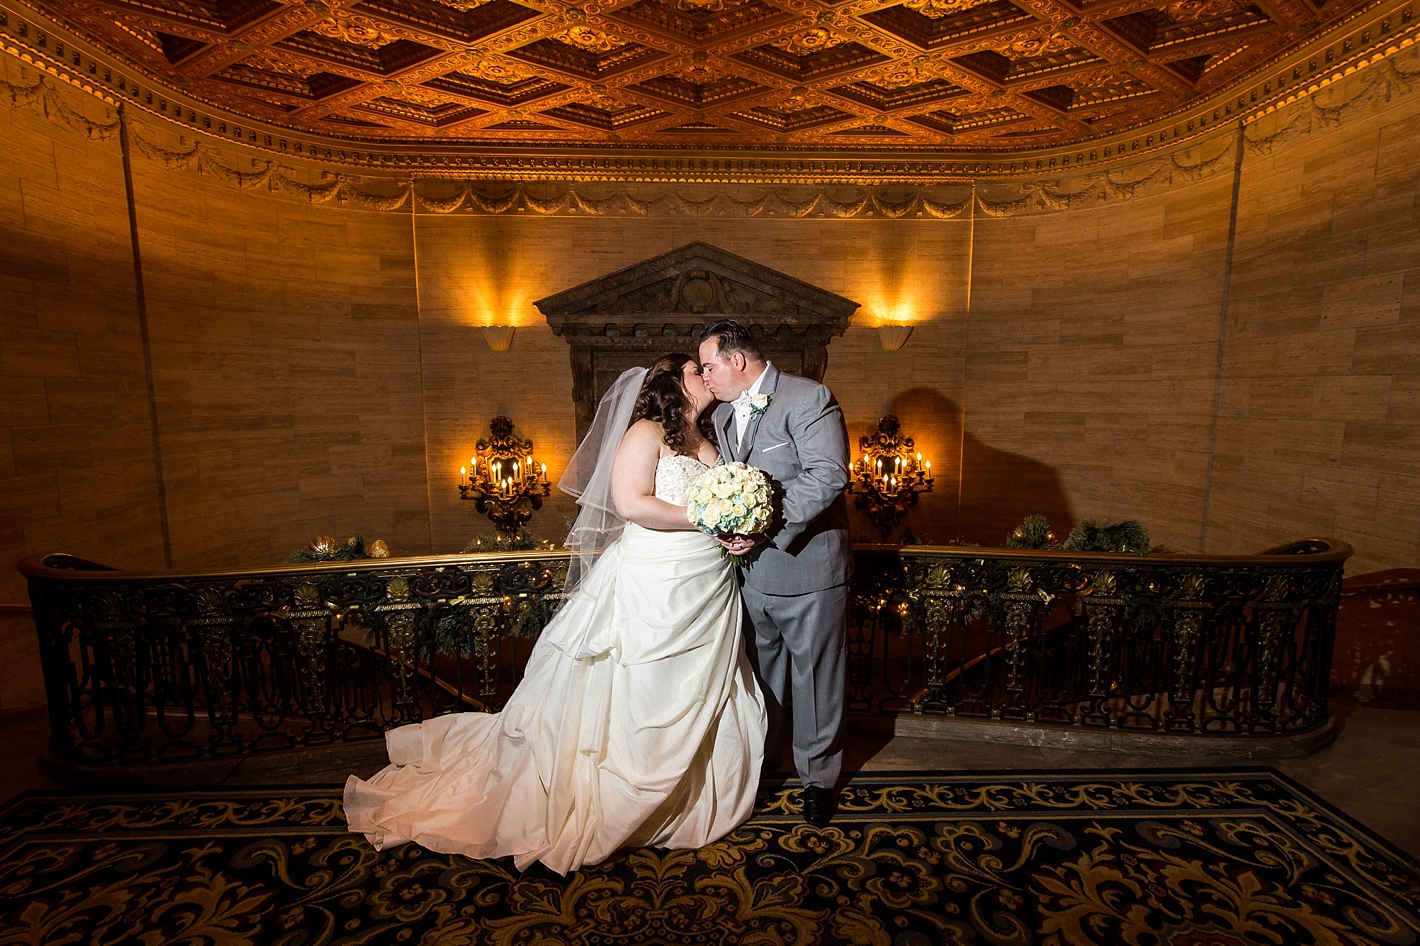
[2,48,1419,601]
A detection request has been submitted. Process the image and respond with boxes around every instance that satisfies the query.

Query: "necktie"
[732,391,752,450]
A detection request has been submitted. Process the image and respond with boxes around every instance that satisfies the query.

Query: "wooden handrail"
[19,548,569,584]
[899,537,1353,567]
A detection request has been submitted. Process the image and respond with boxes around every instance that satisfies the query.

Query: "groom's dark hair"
[700,319,762,362]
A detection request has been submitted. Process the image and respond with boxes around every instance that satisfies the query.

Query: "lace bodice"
[655,454,711,505]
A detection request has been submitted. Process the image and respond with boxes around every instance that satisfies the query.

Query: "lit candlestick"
[460,465,467,487]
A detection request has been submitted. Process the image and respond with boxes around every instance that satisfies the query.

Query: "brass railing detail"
[19,537,1348,769]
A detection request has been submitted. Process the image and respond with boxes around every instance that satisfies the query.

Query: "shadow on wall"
[958,427,1074,548]
[858,388,1074,547]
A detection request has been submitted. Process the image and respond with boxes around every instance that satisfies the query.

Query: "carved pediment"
[537,241,858,330]
[535,242,859,439]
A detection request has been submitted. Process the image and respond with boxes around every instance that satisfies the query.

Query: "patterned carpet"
[0,770,1416,946]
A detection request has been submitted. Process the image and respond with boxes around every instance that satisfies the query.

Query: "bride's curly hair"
[632,353,717,455]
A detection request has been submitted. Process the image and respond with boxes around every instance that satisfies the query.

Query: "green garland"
[1006,516,1166,555]
[1006,514,1057,550]
[1063,519,1152,554]
[463,528,558,553]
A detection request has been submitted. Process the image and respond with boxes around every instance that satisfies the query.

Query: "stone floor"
[3,699,1417,861]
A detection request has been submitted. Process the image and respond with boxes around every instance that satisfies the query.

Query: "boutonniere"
[748,393,772,416]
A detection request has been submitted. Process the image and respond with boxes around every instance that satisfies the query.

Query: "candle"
[460,465,467,486]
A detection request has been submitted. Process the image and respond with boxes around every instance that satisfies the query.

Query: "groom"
[698,319,852,827]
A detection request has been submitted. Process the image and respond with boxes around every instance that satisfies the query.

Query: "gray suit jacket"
[713,364,853,595]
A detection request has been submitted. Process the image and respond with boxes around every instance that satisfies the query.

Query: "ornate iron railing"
[848,539,1350,734]
[19,537,1349,768]
[20,551,567,764]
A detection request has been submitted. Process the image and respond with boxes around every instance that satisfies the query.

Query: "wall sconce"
[481,325,515,352]
[459,416,550,537]
[848,415,934,542]
[877,324,913,352]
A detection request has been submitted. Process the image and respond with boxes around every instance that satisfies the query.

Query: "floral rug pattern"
[0,769,1416,945]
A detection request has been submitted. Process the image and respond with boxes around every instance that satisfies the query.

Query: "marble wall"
[1204,82,1420,564]
[0,57,165,604]
[3,48,1419,607]
[964,171,1236,552]
[127,137,432,572]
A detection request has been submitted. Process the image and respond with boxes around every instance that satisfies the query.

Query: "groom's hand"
[716,534,767,555]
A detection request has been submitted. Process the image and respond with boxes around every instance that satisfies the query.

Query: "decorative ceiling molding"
[1,0,1417,182]
[412,179,976,214]
[4,38,1417,213]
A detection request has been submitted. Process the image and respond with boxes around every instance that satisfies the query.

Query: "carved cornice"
[11,48,1409,220]
[2,0,1417,183]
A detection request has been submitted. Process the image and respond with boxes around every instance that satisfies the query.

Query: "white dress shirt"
[732,362,772,448]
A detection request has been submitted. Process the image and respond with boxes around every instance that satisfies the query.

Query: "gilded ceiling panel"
[7,0,1398,154]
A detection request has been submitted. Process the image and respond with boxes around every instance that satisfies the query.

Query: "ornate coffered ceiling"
[2,0,1405,154]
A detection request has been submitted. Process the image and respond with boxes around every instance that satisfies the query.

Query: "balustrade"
[21,551,566,765]
[19,536,1348,772]
[849,539,1349,734]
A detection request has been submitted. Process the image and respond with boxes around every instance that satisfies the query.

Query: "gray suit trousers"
[740,581,847,789]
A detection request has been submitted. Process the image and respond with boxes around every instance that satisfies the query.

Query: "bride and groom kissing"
[345,318,852,874]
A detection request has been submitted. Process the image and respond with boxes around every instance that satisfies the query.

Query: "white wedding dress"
[344,455,767,874]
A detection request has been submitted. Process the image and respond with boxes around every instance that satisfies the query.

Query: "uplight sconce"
[877,324,914,352]
[482,325,515,352]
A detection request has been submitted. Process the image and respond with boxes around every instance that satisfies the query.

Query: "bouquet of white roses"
[685,462,773,565]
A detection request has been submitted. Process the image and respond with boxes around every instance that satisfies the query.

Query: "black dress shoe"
[802,785,837,827]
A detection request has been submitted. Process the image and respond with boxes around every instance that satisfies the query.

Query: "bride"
[344,354,767,874]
